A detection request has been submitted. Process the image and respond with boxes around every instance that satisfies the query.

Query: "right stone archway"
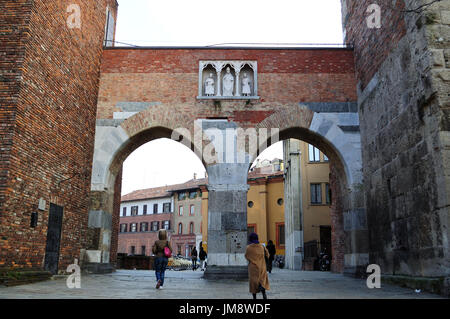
[254,103,368,275]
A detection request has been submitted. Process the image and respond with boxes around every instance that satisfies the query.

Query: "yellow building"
[201,140,331,268]
[246,170,285,255]
[200,171,285,255]
[299,141,332,260]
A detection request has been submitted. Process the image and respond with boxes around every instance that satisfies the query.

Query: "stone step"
[82,263,115,274]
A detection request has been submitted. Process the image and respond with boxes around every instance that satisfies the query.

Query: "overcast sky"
[117,0,343,195]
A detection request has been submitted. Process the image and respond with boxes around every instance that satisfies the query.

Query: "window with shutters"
[163,203,171,213]
[140,222,148,232]
[310,183,322,204]
[151,221,159,231]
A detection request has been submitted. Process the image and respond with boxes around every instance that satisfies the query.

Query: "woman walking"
[152,229,172,289]
[191,246,198,270]
[245,232,270,299]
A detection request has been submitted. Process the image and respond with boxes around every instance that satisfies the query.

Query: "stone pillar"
[234,71,240,97]
[204,180,249,279]
[202,119,250,279]
[283,139,303,270]
[214,62,224,97]
[232,62,243,97]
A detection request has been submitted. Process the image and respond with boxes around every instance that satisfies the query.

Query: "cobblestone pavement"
[0,268,444,299]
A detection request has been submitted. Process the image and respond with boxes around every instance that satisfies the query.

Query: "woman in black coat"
[266,240,276,273]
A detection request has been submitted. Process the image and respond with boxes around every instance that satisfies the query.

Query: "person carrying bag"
[152,229,172,289]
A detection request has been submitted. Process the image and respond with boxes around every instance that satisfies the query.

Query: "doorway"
[44,204,64,274]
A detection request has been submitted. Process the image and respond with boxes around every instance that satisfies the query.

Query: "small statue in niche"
[204,73,215,96]
[222,67,234,96]
[241,72,252,96]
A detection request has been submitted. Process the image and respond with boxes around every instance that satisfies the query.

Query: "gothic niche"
[198,61,258,99]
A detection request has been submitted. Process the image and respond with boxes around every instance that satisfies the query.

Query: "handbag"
[164,241,172,258]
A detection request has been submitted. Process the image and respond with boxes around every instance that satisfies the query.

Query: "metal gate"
[44,204,64,274]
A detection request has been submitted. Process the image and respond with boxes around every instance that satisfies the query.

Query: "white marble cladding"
[198,61,259,99]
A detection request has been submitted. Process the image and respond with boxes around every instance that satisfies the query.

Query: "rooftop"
[121,171,283,202]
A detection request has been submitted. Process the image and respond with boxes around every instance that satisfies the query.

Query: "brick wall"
[0,0,33,244]
[97,48,357,122]
[0,0,117,271]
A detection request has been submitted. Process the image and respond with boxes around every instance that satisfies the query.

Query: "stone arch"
[250,105,367,274]
[86,105,214,270]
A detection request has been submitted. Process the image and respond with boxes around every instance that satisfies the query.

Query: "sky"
[114,0,344,47]
[117,0,343,195]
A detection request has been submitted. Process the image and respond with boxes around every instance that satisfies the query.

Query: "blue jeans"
[154,257,168,286]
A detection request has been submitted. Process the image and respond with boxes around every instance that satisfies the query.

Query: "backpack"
[164,241,172,258]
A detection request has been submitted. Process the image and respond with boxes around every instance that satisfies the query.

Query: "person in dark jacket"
[266,240,276,273]
[191,247,198,270]
[152,229,172,289]
[199,245,207,271]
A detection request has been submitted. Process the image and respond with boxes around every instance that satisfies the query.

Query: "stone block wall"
[110,168,122,265]
[0,0,118,271]
[342,0,449,278]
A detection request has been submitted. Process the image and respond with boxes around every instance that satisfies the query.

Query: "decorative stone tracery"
[198,61,258,99]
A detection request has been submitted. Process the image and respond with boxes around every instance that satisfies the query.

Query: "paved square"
[0,269,443,299]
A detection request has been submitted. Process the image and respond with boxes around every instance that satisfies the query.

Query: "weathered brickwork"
[97,48,357,120]
[342,0,450,280]
[0,0,33,239]
[0,0,118,272]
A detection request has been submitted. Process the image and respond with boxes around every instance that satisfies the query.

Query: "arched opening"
[248,138,335,272]
[246,116,366,275]
[86,122,209,270]
[115,137,206,266]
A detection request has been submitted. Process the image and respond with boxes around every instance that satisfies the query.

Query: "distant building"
[170,177,206,257]
[119,143,331,270]
[251,158,284,174]
[118,186,174,256]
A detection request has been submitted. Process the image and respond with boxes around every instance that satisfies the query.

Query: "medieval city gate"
[85,47,366,277]
[2,0,448,295]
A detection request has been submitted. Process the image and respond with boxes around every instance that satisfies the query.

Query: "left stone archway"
[84,104,208,272]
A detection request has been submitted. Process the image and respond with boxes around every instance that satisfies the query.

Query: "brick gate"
[86,47,366,277]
